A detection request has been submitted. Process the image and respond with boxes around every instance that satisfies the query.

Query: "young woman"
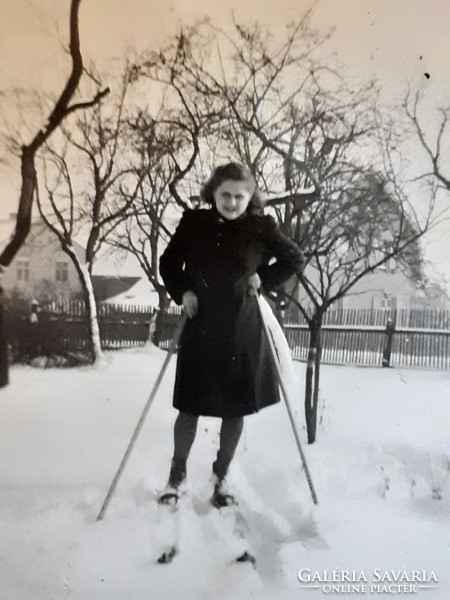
[159,162,304,506]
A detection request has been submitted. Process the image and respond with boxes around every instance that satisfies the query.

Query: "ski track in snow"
[0,346,449,599]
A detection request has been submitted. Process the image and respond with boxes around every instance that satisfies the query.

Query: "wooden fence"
[158,305,184,350]
[8,301,155,359]
[285,324,450,369]
[285,306,450,329]
[160,307,450,370]
[281,307,450,369]
[6,301,450,369]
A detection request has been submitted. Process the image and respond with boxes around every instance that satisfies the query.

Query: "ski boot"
[158,483,182,506]
[211,474,237,508]
[158,459,186,506]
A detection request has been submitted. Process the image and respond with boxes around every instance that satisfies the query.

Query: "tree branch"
[0,0,108,268]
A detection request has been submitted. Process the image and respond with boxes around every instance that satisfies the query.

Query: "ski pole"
[96,312,188,522]
[256,296,319,505]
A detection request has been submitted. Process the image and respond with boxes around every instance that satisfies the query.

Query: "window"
[378,295,397,310]
[56,261,69,283]
[17,258,30,281]
[379,297,388,310]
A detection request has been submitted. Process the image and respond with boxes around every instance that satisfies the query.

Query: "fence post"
[28,299,40,358]
[275,297,288,327]
[382,313,396,367]
[30,299,39,324]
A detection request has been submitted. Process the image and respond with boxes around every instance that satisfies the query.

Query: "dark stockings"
[168,412,244,487]
[168,412,198,486]
[212,416,244,480]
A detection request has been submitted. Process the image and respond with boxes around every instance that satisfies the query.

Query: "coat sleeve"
[159,211,194,305]
[257,215,305,292]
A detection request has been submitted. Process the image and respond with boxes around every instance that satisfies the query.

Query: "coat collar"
[210,205,252,226]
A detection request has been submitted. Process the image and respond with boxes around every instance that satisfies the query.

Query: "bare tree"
[404,88,450,192]
[105,112,183,344]
[282,168,433,442]
[107,158,175,346]
[132,17,438,444]
[100,50,226,343]
[0,0,109,385]
[36,66,139,362]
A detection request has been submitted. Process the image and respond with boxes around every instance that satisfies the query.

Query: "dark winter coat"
[159,208,304,418]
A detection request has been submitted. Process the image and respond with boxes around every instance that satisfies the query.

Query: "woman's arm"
[159,211,194,305]
[257,215,305,292]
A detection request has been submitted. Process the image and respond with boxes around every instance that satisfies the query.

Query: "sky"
[1,0,449,287]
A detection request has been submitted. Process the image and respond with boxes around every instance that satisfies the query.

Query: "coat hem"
[172,399,280,418]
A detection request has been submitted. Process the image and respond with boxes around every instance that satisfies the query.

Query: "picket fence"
[285,306,450,329]
[9,301,155,357]
[8,301,450,369]
[283,307,450,369]
[160,307,450,370]
[284,325,450,370]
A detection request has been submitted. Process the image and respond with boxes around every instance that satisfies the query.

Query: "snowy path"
[0,346,449,599]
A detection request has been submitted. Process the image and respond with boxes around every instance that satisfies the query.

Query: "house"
[3,211,446,313]
[91,275,141,302]
[335,263,421,311]
[103,277,159,306]
[0,216,141,304]
[1,217,84,302]
[297,255,449,313]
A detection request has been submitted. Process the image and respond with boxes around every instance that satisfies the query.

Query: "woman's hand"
[182,290,198,318]
[247,273,261,296]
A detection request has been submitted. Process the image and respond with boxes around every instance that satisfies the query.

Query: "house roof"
[91,275,141,302]
[0,215,131,276]
[103,277,159,307]
[0,217,85,261]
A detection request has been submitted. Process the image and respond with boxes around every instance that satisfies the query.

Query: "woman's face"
[213,179,252,220]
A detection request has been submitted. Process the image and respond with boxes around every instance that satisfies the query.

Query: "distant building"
[103,277,159,306]
[295,230,450,314]
[299,258,450,313]
[0,216,140,303]
[336,263,420,311]
[1,219,84,301]
[91,275,141,302]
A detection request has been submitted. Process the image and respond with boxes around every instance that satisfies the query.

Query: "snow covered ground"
[0,346,449,600]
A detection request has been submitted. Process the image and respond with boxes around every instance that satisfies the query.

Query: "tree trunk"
[79,264,103,363]
[0,0,105,385]
[304,318,322,444]
[0,148,37,386]
[152,287,171,347]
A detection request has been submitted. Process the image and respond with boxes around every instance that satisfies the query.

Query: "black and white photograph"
[1,1,449,599]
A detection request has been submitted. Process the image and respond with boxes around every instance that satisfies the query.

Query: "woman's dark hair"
[201,162,264,215]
